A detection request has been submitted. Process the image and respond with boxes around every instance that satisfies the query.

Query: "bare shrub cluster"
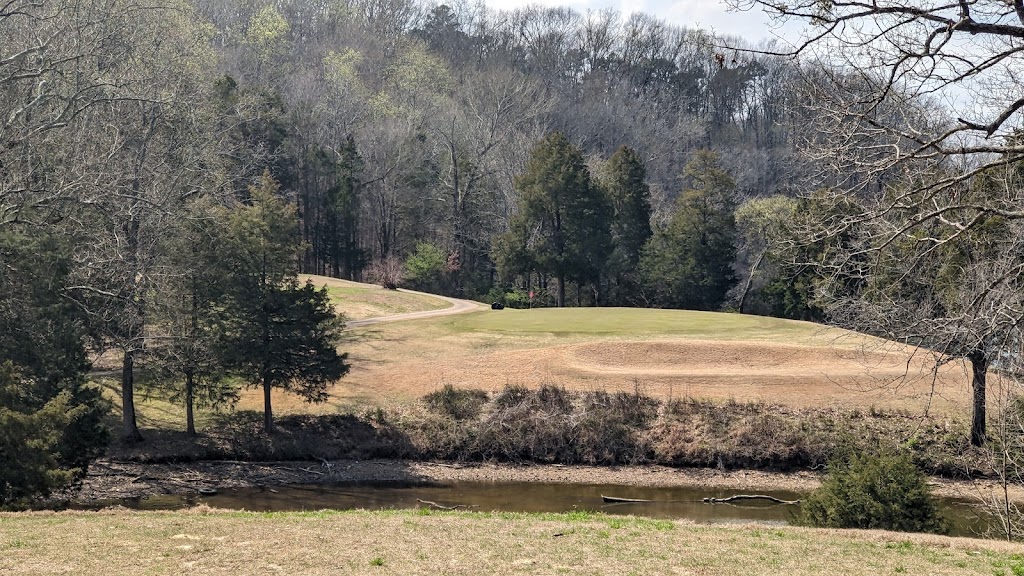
[107,387,987,478]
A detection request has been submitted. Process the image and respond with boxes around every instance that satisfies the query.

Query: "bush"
[799,450,947,533]
[0,363,95,508]
[365,256,405,289]
[584,391,660,427]
[404,243,447,293]
[423,384,489,420]
[493,384,531,410]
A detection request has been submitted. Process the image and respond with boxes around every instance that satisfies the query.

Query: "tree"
[59,0,216,443]
[732,195,798,314]
[150,198,238,436]
[217,173,349,433]
[640,150,738,310]
[0,229,109,504]
[727,0,1024,193]
[404,242,448,293]
[600,145,653,305]
[813,175,1024,447]
[498,132,612,307]
[725,0,1024,445]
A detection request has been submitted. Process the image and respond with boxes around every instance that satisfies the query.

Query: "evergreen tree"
[0,229,110,501]
[640,150,737,310]
[150,198,238,435]
[499,132,612,307]
[217,173,349,433]
[601,145,653,305]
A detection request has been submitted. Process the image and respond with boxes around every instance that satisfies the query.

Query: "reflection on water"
[83,481,995,538]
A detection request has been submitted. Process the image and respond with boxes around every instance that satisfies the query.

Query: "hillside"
[324,306,977,416]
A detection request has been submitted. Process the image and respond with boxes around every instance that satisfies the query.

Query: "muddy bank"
[75,458,1020,504]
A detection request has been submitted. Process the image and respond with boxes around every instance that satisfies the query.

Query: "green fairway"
[445,307,829,340]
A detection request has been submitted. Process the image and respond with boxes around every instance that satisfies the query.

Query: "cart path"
[345,289,486,327]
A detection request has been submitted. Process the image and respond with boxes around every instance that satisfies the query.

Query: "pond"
[80,481,996,539]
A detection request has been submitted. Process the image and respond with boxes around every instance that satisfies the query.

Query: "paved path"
[345,288,486,328]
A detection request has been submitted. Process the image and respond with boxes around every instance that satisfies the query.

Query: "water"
[78,480,997,538]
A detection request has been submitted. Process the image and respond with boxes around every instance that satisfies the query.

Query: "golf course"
[4,275,1021,575]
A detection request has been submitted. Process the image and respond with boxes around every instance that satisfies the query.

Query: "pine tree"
[217,172,350,433]
[601,145,653,305]
[500,132,611,306]
[641,150,737,310]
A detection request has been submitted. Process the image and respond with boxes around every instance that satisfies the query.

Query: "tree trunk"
[185,370,195,436]
[738,248,767,314]
[263,372,274,434]
[557,275,565,307]
[968,351,987,447]
[121,350,142,442]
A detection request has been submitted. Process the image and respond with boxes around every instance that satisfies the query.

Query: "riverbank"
[75,458,1023,504]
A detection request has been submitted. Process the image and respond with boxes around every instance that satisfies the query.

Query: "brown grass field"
[237,280,998,421]
[3,508,1023,576]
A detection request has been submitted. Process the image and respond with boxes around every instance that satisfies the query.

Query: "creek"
[78,480,997,538]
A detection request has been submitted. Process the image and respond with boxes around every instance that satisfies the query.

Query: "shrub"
[365,256,405,289]
[584,391,660,427]
[493,384,531,410]
[423,384,489,420]
[535,384,573,413]
[0,363,92,508]
[799,450,947,534]
[404,243,447,293]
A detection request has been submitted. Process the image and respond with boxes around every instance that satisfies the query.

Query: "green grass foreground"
[3,508,1022,575]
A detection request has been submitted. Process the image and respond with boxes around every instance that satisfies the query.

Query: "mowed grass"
[445,307,836,341]
[300,274,449,321]
[3,508,1022,575]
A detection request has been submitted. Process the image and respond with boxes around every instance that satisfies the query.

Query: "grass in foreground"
[2,508,1021,575]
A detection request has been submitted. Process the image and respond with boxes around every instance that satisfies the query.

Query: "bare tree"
[63,0,217,442]
[725,1,1024,445]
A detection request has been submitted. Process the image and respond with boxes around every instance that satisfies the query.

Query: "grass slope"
[338,307,974,414]
[447,307,829,340]
[300,274,449,321]
[3,508,1021,575]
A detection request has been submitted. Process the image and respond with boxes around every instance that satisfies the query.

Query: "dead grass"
[300,274,449,321]
[2,508,1022,575]
[328,312,984,417]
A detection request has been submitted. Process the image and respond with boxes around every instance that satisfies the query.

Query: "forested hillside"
[180,0,806,309]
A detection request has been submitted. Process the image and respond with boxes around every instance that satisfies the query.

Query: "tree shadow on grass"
[106,410,419,466]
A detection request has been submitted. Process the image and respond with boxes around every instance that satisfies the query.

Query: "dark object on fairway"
[198,487,218,496]
[491,302,505,310]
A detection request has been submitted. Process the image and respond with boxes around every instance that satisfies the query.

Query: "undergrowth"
[106,385,985,476]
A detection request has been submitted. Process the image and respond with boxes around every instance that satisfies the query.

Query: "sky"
[482,0,804,43]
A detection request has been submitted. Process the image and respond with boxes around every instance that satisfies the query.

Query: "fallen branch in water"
[702,495,799,505]
[601,495,655,503]
[601,494,800,505]
[416,499,478,511]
